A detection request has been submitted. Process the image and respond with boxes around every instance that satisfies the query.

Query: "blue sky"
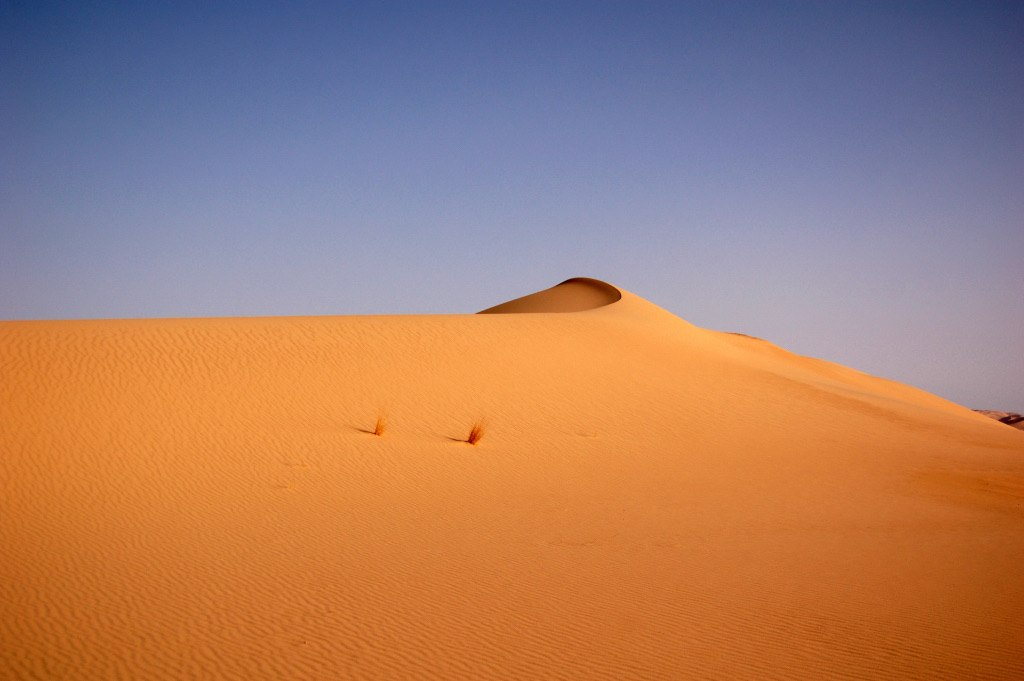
[3,1,1022,410]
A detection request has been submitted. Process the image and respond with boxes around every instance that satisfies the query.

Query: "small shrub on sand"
[373,408,387,437]
[466,420,484,445]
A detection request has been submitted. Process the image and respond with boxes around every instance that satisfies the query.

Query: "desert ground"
[2,278,1022,680]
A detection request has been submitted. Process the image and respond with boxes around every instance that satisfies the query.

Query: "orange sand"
[2,278,1022,680]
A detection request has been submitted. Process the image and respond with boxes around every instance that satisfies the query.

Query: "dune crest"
[477,277,622,313]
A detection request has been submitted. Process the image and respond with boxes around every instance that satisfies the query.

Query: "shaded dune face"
[2,278,1023,681]
[477,277,622,313]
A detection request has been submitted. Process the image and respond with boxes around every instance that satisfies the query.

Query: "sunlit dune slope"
[2,279,1022,681]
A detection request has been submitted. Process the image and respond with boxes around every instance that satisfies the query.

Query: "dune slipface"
[2,280,1022,680]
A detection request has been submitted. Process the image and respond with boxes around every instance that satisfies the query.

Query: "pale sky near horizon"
[2,1,1022,411]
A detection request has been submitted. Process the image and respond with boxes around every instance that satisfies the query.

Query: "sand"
[2,278,1022,680]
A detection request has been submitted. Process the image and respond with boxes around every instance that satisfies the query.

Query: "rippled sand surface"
[3,279,1022,680]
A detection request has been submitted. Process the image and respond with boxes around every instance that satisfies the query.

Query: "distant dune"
[2,279,1022,680]
[975,410,1024,431]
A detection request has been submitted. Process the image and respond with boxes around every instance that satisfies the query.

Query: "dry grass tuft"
[373,408,387,437]
[466,419,485,445]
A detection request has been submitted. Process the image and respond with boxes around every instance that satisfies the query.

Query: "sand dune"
[975,410,1024,431]
[2,279,1022,680]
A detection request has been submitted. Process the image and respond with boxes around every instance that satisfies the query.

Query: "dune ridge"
[2,279,1022,680]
